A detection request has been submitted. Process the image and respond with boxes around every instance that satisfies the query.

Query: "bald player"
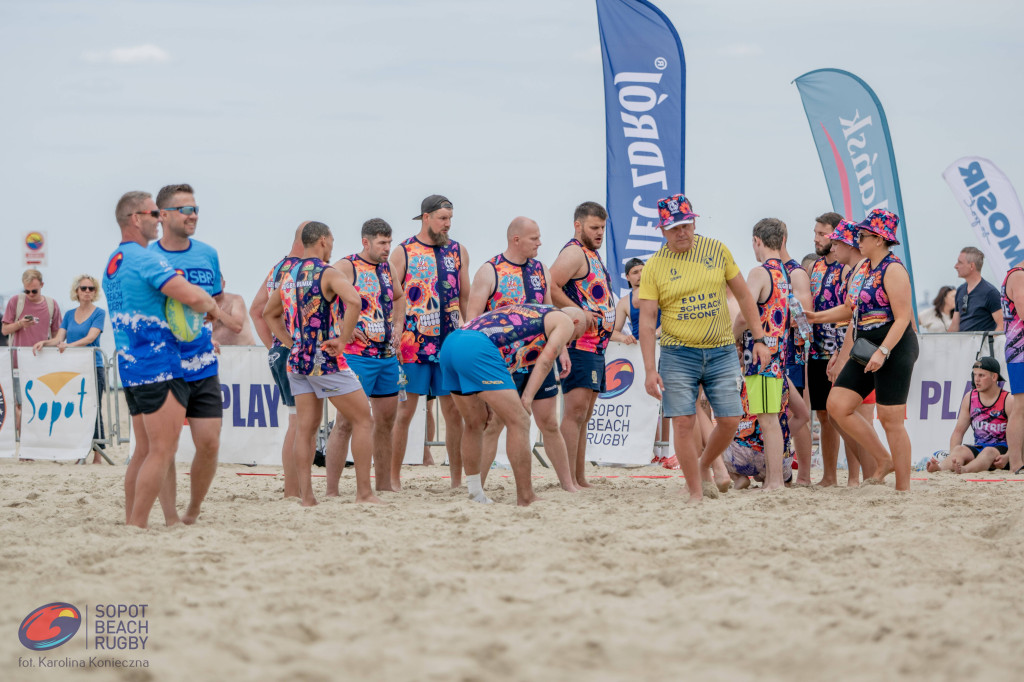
[465,217,577,491]
[250,222,306,498]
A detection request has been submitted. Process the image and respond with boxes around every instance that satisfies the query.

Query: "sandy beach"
[2,444,1023,682]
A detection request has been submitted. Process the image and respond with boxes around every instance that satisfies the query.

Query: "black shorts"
[834,324,919,406]
[124,378,189,416]
[184,375,224,419]
[966,444,1009,469]
[561,348,606,393]
[807,358,833,411]
[512,365,560,400]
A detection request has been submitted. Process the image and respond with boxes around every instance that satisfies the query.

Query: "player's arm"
[728,271,770,366]
[948,393,972,451]
[333,259,367,345]
[733,266,767,338]
[613,295,630,334]
[322,267,361,355]
[791,267,812,315]
[805,304,853,325]
[262,288,290,349]
[549,245,593,323]
[521,313,574,412]
[458,243,471,327]
[541,264,554,305]
[249,275,274,349]
[465,263,496,321]
[992,301,1005,333]
[161,276,221,320]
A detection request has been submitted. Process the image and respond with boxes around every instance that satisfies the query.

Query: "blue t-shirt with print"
[103,242,182,387]
[149,239,222,382]
[61,307,106,367]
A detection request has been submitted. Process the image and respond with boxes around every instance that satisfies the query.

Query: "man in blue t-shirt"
[105,190,222,529]
[150,183,241,526]
[949,247,1004,333]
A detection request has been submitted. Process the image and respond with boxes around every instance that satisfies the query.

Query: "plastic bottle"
[397,366,408,402]
[789,293,813,341]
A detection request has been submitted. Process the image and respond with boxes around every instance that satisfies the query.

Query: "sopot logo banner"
[794,68,918,318]
[943,157,1024,277]
[597,0,686,295]
[586,341,660,466]
[17,348,98,461]
[0,348,15,458]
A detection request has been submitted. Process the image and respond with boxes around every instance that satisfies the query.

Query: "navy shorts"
[268,346,295,408]
[512,366,560,400]
[561,348,606,393]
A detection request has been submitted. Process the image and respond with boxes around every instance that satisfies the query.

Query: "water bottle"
[789,293,813,341]
[397,366,408,402]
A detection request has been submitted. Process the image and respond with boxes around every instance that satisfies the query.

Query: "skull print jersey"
[463,304,555,373]
[485,254,547,311]
[560,238,614,354]
[398,237,462,364]
[741,258,790,379]
[808,257,845,360]
[342,254,395,358]
[281,258,349,376]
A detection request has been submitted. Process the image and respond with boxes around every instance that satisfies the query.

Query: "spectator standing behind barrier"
[389,195,470,491]
[2,268,62,433]
[249,222,306,499]
[106,190,222,529]
[918,286,956,332]
[1000,264,1024,473]
[638,194,770,504]
[211,276,254,346]
[32,274,107,464]
[949,247,1003,332]
[827,210,919,491]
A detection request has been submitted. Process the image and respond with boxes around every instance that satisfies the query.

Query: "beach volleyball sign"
[23,230,47,266]
[17,348,98,460]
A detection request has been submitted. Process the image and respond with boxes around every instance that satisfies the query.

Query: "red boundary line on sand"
[231,473,1022,483]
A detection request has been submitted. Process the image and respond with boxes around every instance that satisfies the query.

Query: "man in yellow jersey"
[638,194,770,504]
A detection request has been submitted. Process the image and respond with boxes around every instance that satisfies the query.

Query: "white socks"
[466,474,493,504]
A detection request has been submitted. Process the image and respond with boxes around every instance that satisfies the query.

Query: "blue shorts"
[786,363,805,391]
[1007,361,1024,395]
[512,366,560,400]
[344,354,400,398]
[440,330,516,395]
[561,348,606,393]
[658,344,744,418]
[402,360,448,397]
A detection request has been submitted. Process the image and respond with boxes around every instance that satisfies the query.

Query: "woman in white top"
[919,285,955,332]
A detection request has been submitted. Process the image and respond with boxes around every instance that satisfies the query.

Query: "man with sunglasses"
[149,183,241,525]
[949,246,1003,333]
[2,268,62,432]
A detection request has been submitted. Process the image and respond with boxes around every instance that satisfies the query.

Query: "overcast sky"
[2,0,1022,326]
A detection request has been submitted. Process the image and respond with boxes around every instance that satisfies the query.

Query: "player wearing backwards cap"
[105,191,223,529]
[464,216,577,491]
[263,221,381,507]
[390,195,470,490]
[439,304,588,506]
[150,183,242,525]
[550,201,633,488]
[249,222,306,499]
[638,194,771,504]
[324,218,405,495]
[927,357,1014,474]
[1000,261,1024,474]
[733,218,792,492]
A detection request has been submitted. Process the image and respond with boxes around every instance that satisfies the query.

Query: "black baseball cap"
[413,194,453,220]
[973,356,1004,382]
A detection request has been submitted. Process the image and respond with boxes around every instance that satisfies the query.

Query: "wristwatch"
[752,337,767,346]
[879,345,890,357]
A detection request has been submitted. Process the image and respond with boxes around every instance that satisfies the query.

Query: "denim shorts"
[658,344,744,418]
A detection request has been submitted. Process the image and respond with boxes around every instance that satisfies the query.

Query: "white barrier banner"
[897,332,1003,465]
[587,342,660,466]
[943,157,1024,276]
[175,346,288,465]
[18,348,98,460]
[0,349,15,458]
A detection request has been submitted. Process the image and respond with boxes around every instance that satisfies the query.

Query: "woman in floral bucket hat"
[826,209,919,491]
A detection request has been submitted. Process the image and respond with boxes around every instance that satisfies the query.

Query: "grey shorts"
[287,369,363,400]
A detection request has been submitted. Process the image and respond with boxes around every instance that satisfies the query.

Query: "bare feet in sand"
[925,457,941,473]
[864,459,894,485]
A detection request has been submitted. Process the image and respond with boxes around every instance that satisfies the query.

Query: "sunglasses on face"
[24,288,39,295]
[79,285,96,292]
[163,206,199,216]
[133,210,160,219]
